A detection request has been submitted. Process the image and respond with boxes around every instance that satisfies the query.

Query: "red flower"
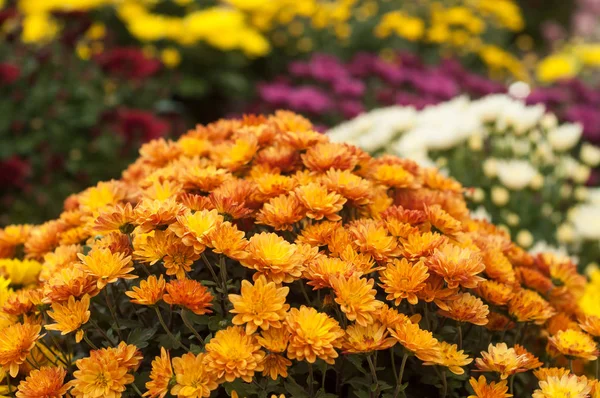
[0,156,30,188]
[0,63,20,85]
[95,47,161,80]
[114,109,169,144]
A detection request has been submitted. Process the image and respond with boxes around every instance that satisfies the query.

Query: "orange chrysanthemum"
[533,367,571,382]
[69,348,136,398]
[379,258,429,305]
[369,163,416,188]
[424,205,463,235]
[331,274,382,326]
[548,329,599,361]
[228,275,290,334]
[204,326,265,383]
[424,341,473,375]
[43,267,98,304]
[468,375,512,398]
[427,243,485,289]
[260,352,291,380]
[206,221,248,261]
[144,348,173,398]
[513,345,542,370]
[438,292,489,326]
[475,343,528,380]
[181,165,231,192]
[256,328,290,354]
[301,142,358,172]
[400,231,447,260]
[304,256,356,290]
[476,280,514,306]
[77,248,135,289]
[256,194,305,231]
[126,275,166,306]
[508,289,555,325]
[416,274,459,311]
[163,278,213,315]
[46,294,90,342]
[240,232,304,283]
[16,366,69,398]
[389,319,441,362]
[135,198,186,234]
[343,323,396,354]
[579,314,600,337]
[321,169,373,206]
[285,306,344,364]
[294,183,346,222]
[170,209,224,254]
[170,353,219,397]
[0,322,42,377]
[347,220,400,261]
[93,203,136,235]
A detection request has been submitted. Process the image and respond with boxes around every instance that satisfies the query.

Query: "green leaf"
[346,355,368,375]
[284,378,309,398]
[127,327,157,349]
[176,76,209,98]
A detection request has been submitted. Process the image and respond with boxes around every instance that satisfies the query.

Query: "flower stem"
[509,374,515,395]
[88,318,117,346]
[308,362,315,398]
[366,354,380,398]
[569,358,574,373]
[393,353,409,398]
[457,323,463,351]
[154,306,189,352]
[390,348,398,384]
[299,280,311,305]
[130,382,144,397]
[441,369,447,398]
[181,309,204,345]
[104,288,123,341]
[83,334,99,350]
[596,358,599,380]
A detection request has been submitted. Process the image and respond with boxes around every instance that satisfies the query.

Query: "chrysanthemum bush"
[0,111,599,397]
[328,94,600,263]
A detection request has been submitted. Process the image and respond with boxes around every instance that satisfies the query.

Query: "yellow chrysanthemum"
[331,274,382,326]
[77,248,135,289]
[240,232,304,283]
[475,343,527,380]
[532,374,591,398]
[126,275,166,306]
[424,342,473,375]
[285,306,344,364]
[0,322,42,377]
[548,329,598,361]
[144,348,173,398]
[379,258,429,305]
[228,275,289,334]
[15,366,69,398]
[342,323,396,354]
[0,259,42,286]
[45,294,91,343]
[204,326,265,383]
[468,375,512,398]
[170,352,217,398]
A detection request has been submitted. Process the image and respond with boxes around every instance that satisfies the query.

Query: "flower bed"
[0,112,597,397]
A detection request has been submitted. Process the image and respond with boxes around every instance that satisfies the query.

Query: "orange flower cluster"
[0,111,596,397]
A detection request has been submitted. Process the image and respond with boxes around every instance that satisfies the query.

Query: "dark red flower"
[114,109,169,145]
[0,156,30,188]
[0,63,20,85]
[95,48,161,80]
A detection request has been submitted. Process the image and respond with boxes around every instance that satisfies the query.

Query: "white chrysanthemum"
[470,206,491,221]
[495,160,538,190]
[529,241,577,264]
[581,143,600,167]
[569,204,600,240]
[548,123,583,151]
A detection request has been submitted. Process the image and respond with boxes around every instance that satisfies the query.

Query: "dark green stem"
[104,288,123,340]
[366,354,380,398]
[181,309,204,344]
[83,334,99,350]
[393,353,409,398]
[154,306,189,352]
[308,362,315,398]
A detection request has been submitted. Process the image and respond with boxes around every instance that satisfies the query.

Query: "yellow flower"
[532,374,591,398]
[0,322,42,377]
[475,343,527,380]
[389,319,441,362]
[427,243,485,289]
[548,329,598,361]
[379,258,429,305]
[21,13,58,43]
[171,352,217,398]
[294,183,346,222]
[170,209,224,254]
[0,259,42,286]
[331,274,382,326]
[126,275,166,306]
[424,342,473,375]
[285,306,344,364]
[78,248,135,289]
[46,294,91,343]
[240,232,304,283]
[438,292,489,326]
[16,366,69,398]
[69,348,136,398]
[468,375,512,398]
[161,47,181,68]
[536,54,579,84]
[204,326,265,383]
[508,289,555,325]
[342,323,396,354]
[228,275,289,334]
[145,348,173,398]
[375,11,424,41]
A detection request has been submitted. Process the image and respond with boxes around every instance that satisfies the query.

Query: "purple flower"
[289,61,310,77]
[258,82,293,107]
[565,105,600,143]
[526,87,569,108]
[347,52,378,77]
[410,71,458,100]
[372,59,404,84]
[463,73,506,97]
[308,54,348,83]
[339,100,364,118]
[288,86,334,114]
[333,79,366,97]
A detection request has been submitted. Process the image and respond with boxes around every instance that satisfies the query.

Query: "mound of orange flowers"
[0,111,598,397]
